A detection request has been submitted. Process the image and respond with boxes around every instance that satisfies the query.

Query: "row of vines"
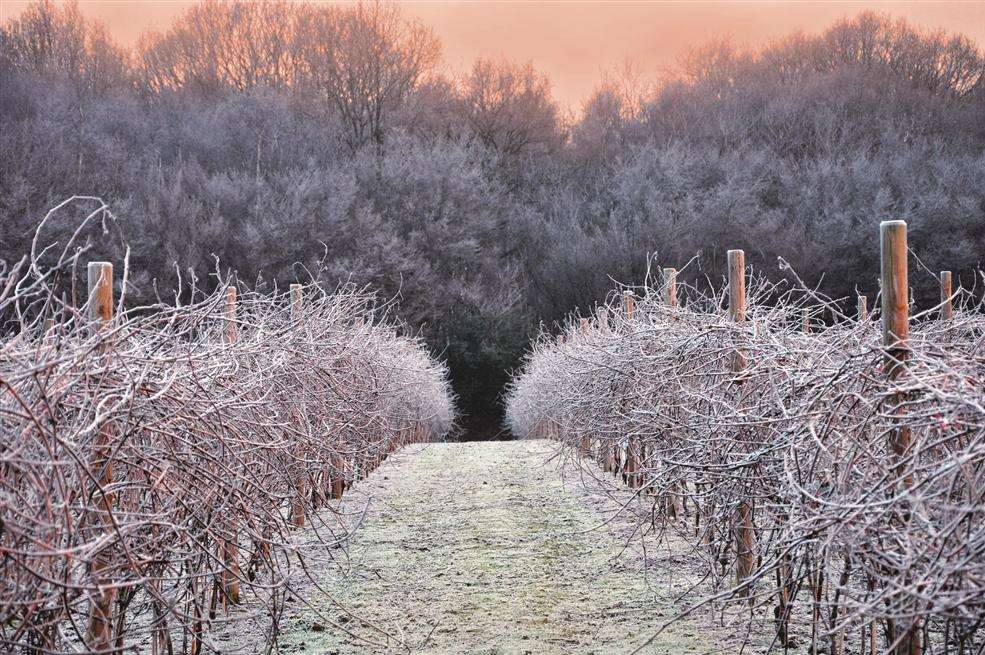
[1,201,455,652]
[506,221,984,655]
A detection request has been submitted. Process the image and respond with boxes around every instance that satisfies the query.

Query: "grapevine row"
[1,216,454,652]
[506,222,984,654]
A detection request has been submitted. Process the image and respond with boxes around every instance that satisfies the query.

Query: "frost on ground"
[277,440,726,654]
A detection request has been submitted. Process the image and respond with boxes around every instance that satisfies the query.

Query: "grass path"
[280,440,720,654]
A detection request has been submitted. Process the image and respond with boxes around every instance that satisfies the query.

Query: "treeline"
[2,1,983,437]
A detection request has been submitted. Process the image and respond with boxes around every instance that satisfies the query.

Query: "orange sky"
[3,1,984,109]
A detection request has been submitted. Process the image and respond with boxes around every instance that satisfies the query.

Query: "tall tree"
[459,59,563,158]
[297,2,440,152]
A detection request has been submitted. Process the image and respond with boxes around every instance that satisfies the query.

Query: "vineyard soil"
[271,441,734,654]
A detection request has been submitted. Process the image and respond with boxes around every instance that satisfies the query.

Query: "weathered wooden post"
[594,306,615,471]
[220,285,242,605]
[662,267,683,517]
[663,268,678,308]
[351,316,365,480]
[728,250,755,596]
[940,271,953,320]
[579,318,592,458]
[623,291,639,487]
[728,252,748,373]
[879,220,921,655]
[623,290,636,321]
[85,262,117,650]
[224,286,238,342]
[616,289,637,487]
[881,221,910,465]
[728,252,745,323]
[331,442,346,500]
[330,415,347,501]
[326,306,347,501]
[289,284,307,527]
[857,295,868,322]
[596,305,609,332]
[554,332,566,442]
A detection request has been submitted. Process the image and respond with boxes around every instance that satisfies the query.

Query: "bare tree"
[459,59,563,157]
[1,0,126,91]
[136,0,303,95]
[297,2,440,152]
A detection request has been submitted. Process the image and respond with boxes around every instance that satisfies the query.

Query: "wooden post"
[290,284,302,314]
[331,431,346,500]
[596,305,609,332]
[594,306,612,472]
[288,285,308,527]
[610,297,633,476]
[223,286,238,343]
[220,286,242,605]
[663,268,678,308]
[857,295,868,322]
[88,263,114,325]
[622,290,639,486]
[728,252,745,322]
[578,318,591,458]
[598,292,615,466]
[352,312,364,480]
[879,221,910,379]
[595,310,614,469]
[940,271,953,320]
[728,250,755,595]
[728,251,748,373]
[881,222,909,382]
[85,262,117,650]
[880,220,920,655]
[661,266,683,515]
[623,290,635,320]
